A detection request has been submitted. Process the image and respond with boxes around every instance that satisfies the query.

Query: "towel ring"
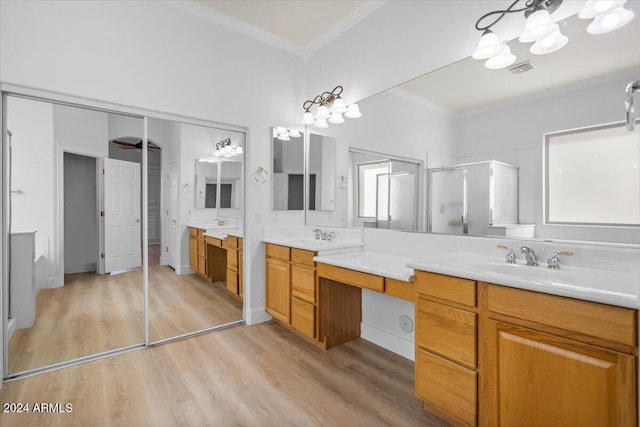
[253,167,269,185]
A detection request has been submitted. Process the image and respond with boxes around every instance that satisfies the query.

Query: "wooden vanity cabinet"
[265,244,318,340]
[414,271,638,427]
[224,236,243,297]
[189,227,207,277]
[484,284,637,427]
[415,271,478,427]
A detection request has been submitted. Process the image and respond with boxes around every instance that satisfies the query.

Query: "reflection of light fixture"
[213,137,243,158]
[579,0,634,34]
[273,127,302,141]
[473,0,569,69]
[302,85,361,127]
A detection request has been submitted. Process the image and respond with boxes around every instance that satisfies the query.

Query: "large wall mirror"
[2,94,245,379]
[304,4,640,244]
[272,127,304,210]
[308,133,337,211]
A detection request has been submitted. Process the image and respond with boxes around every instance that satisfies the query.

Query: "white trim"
[245,307,271,326]
[387,87,456,117]
[164,0,305,57]
[303,1,387,59]
[360,322,414,361]
[163,1,388,60]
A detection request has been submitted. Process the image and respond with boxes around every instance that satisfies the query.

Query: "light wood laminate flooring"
[0,322,448,426]
[8,245,242,373]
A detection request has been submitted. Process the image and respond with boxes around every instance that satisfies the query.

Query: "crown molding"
[163,1,387,61]
[302,1,388,59]
[164,0,306,57]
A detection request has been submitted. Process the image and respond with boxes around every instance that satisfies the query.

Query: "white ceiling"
[397,2,640,113]
[180,1,640,112]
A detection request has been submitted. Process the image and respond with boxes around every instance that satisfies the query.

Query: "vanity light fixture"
[274,127,301,141]
[213,137,243,158]
[473,0,634,71]
[302,85,361,128]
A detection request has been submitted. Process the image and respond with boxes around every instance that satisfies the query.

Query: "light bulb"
[331,97,347,113]
[530,30,568,54]
[214,150,222,157]
[520,10,557,42]
[587,6,634,34]
[328,112,344,124]
[288,129,301,138]
[316,105,330,120]
[313,118,329,129]
[278,133,290,141]
[579,0,626,19]
[235,146,243,154]
[344,103,362,119]
[484,45,516,69]
[302,111,315,125]
[472,30,504,59]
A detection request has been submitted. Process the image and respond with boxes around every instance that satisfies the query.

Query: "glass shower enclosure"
[428,161,519,235]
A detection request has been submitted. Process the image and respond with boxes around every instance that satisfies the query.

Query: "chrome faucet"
[214,218,226,226]
[520,246,539,266]
[312,228,323,240]
[497,245,516,264]
[547,251,573,270]
[323,231,336,241]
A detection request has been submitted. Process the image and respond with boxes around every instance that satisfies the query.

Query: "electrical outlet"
[273,212,279,223]
[256,210,263,223]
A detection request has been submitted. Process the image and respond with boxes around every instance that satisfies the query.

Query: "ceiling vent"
[509,61,534,74]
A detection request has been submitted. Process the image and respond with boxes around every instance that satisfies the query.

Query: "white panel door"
[104,158,141,273]
[166,161,177,269]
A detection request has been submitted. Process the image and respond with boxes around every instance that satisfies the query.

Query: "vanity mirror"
[306,3,640,244]
[195,160,218,209]
[272,127,304,210]
[307,133,337,211]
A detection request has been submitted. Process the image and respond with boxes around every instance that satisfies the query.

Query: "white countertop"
[204,230,244,240]
[263,237,364,252]
[408,253,640,309]
[314,251,415,282]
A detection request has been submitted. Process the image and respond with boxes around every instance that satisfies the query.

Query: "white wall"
[0,0,307,324]
[456,72,640,244]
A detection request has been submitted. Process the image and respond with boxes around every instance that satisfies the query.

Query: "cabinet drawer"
[189,227,197,237]
[223,236,238,250]
[266,243,290,261]
[291,297,315,339]
[385,278,415,301]
[291,248,316,267]
[317,263,384,292]
[226,269,238,294]
[227,249,238,271]
[292,265,316,304]
[416,271,476,307]
[488,284,637,347]
[416,348,477,427]
[205,236,223,247]
[417,297,476,369]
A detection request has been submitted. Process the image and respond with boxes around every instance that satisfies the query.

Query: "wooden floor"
[8,245,243,374]
[0,322,448,426]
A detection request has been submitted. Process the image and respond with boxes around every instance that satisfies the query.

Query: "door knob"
[135,219,140,223]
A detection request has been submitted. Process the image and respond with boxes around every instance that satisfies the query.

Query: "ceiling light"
[302,85,362,127]
[278,133,290,141]
[328,112,345,124]
[485,45,517,69]
[579,0,626,19]
[288,129,301,138]
[586,5,634,34]
[313,118,329,129]
[473,0,570,70]
[214,137,242,157]
[530,30,569,54]
[344,103,362,119]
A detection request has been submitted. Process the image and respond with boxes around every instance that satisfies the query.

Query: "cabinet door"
[226,269,239,295]
[189,233,197,271]
[266,258,291,323]
[492,322,636,427]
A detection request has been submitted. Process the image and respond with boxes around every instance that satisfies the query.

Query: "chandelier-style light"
[302,85,361,128]
[213,137,243,158]
[273,127,301,141]
[473,0,634,70]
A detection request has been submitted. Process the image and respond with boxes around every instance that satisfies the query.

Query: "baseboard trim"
[245,307,272,326]
[176,265,195,275]
[361,322,414,361]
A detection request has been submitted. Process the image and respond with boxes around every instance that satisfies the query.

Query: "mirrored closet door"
[4,95,145,376]
[146,119,244,343]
